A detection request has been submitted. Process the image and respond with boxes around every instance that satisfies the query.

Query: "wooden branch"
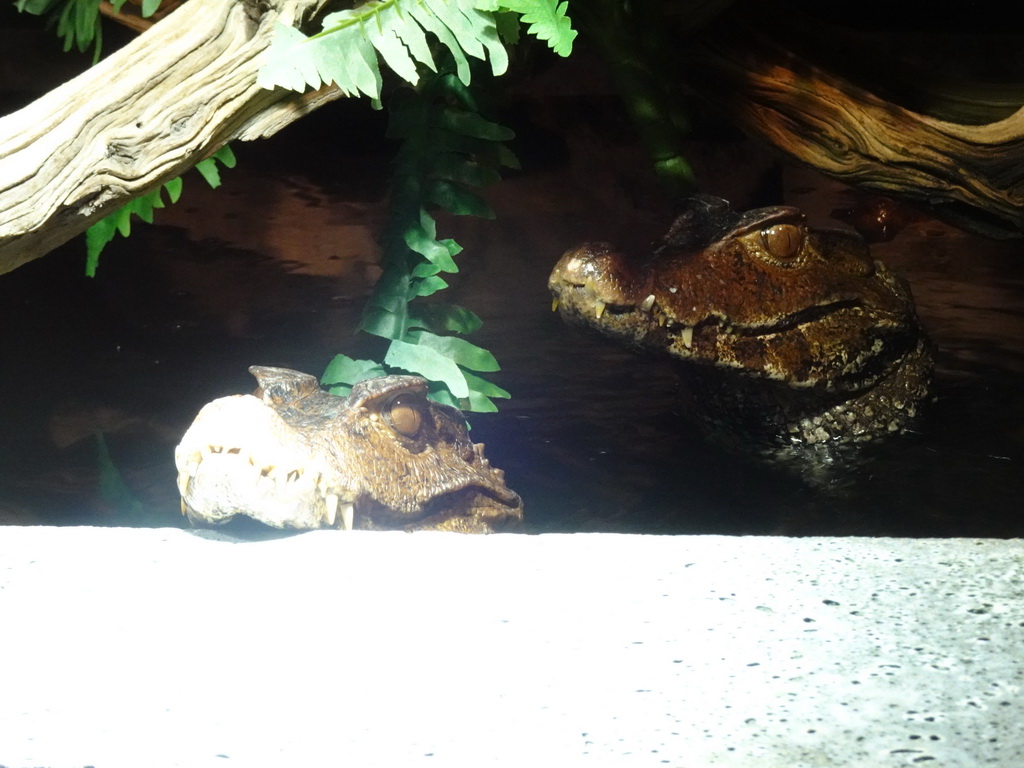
[99,0,184,34]
[0,0,342,276]
[680,19,1024,238]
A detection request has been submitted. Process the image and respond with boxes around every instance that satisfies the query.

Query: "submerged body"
[175,367,523,533]
[549,195,932,463]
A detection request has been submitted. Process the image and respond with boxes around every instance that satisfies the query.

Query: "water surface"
[1,106,1021,536]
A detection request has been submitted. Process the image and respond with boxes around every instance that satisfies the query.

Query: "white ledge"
[1,527,1021,767]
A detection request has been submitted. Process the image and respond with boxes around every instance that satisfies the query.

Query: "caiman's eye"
[384,394,423,437]
[761,223,803,261]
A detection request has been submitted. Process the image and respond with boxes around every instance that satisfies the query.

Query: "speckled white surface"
[0,527,1021,767]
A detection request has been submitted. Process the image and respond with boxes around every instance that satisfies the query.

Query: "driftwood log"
[2,1,1022,278]
[679,16,1024,238]
[0,0,343,276]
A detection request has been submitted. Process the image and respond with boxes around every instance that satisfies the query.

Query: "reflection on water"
[0,108,1022,536]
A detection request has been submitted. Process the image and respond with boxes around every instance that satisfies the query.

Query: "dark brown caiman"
[175,366,523,533]
[548,195,933,465]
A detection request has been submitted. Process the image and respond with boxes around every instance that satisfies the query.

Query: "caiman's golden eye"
[761,223,803,261]
[385,395,423,437]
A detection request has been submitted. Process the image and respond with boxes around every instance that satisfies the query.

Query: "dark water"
[1,102,1022,536]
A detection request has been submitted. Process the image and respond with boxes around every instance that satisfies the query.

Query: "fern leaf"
[377,6,436,76]
[431,0,485,61]
[193,146,236,188]
[258,23,381,96]
[437,108,515,141]
[404,216,460,273]
[405,330,500,372]
[84,146,234,277]
[85,187,168,277]
[368,21,420,84]
[494,0,576,56]
[256,25,325,92]
[431,153,502,187]
[320,354,388,395]
[408,304,483,335]
[463,370,510,411]
[408,276,448,298]
[319,3,425,86]
[406,3,473,85]
[260,0,511,97]
[384,339,470,398]
[426,180,494,218]
[459,0,509,75]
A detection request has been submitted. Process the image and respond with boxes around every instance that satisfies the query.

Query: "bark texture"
[0,0,340,275]
[680,20,1024,238]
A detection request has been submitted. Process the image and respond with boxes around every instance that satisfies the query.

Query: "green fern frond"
[84,145,236,277]
[259,0,575,410]
[258,0,575,98]
[327,66,517,411]
[84,183,176,277]
[258,0,507,97]
[16,0,160,62]
[495,0,576,56]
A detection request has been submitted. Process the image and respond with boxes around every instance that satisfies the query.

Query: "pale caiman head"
[548,195,933,449]
[175,367,523,533]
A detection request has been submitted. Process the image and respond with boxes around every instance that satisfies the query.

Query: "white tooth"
[551,298,560,312]
[640,294,655,312]
[340,503,354,532]
[176,471,190,496]
[324,493,339,527]
[594,300,606,319]
[681,326,694,349]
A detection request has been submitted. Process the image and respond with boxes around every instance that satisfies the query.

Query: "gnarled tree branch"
[680,18,1024,238]
[0,0,341,275]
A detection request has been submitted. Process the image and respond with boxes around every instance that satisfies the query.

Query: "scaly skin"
[549,195,932,458]
[175,367,523,533]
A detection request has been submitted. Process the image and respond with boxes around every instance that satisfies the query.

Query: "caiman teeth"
[176,471,190,497]
[640,294,656,312]
[594,300,606,319]
[680,326,694,349]
[551,297,559,312]
[324,493,338,526]
[324,494,355,531]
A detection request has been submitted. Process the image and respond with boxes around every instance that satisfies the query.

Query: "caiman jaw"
[551,275,697,350]
[174,395,358,530]
[550,295,611,321]
[176,443,357,530]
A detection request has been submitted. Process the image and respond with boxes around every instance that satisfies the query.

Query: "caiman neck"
[678,337,933,460]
